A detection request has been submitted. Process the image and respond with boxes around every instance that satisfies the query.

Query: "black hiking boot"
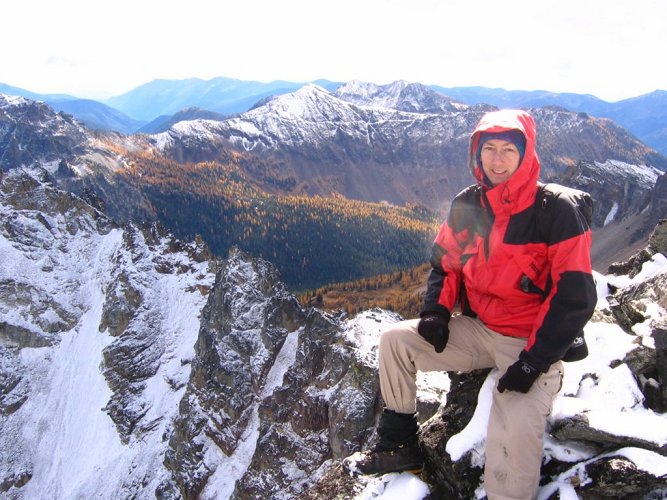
[343,408,423,475]
[347,442,424,475]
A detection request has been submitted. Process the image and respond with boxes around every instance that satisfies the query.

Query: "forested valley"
[120,151,439,290]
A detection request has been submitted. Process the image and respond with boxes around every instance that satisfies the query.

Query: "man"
[347,109,597,500]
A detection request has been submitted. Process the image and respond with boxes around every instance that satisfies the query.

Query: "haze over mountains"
[2,77,667,156]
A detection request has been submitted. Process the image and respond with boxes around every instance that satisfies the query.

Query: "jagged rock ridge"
[0,167,391,498]
[0,167,216,497]
[335,80,467,114]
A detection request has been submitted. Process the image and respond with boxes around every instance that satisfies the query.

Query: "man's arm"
[522,195,597,372]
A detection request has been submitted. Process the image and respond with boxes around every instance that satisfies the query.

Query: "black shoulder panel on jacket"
[504,185,592,246]
[541,192,591,244]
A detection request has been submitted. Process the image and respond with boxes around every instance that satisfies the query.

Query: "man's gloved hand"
[417,313,450,353]
[497,359,541,393]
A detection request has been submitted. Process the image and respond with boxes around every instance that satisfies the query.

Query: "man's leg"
[351,316,495,474]
[483,334,563,500]
[379,316,495,413]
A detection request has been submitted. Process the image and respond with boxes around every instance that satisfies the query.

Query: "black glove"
[417,313,450,353]
[497,359,540,393]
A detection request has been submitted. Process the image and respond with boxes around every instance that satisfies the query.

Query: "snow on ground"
[16,229,127,498]
[355,472,431,500]
[603,202,618,226]
[1,190,216,498]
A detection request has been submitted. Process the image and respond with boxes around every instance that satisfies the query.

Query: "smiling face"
[479,139,522,186]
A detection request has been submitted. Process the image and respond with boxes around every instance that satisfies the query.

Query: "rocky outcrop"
[550,160,661,229]
[159,248,397,499]
[0,168,216,498]
[0,95,88,172]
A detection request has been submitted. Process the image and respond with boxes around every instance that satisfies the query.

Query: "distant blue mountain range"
[2,78,666,156]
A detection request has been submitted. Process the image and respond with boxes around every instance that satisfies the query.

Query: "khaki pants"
[379,316,563,500]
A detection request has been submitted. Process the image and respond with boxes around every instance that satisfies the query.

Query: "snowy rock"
[419,370,490,499]
[158,252,397,499]
[0,95,88,172]
[551,159,660,229]
[581,453,667,497]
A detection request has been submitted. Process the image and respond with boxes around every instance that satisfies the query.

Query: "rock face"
[159,254,393,499]
[552,160,661,229]
[0,167,217,497]
[0,95,88,172]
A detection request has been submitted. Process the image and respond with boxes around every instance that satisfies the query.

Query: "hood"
[468,109,540,212]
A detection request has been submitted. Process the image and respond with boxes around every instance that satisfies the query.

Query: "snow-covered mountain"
[334,80,467,114]
[0,94,147,177]
[1,163,666,498]
[0,167,216,497]
[4,77,667,156]
[149,84,666,214]
[3,89,664,230]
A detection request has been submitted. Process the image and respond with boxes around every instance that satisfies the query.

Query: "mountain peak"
[335,79,466,114]
[0,93,31,108]
[244,83,344,121]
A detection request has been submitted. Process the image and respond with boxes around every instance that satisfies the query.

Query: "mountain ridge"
[1,77,666,155]
[149,84,667,212]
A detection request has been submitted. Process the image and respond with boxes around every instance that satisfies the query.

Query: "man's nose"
[489,150,503,163]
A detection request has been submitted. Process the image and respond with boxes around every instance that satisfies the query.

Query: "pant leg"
[378,316,495,414]
[483,334,563,500]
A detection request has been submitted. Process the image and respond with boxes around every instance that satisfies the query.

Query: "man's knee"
[379,320,418,351]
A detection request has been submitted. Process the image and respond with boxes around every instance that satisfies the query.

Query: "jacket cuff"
[419,307,451,320]
[519,350,550,373]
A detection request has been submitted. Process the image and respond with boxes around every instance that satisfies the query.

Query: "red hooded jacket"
[422,109,597,371]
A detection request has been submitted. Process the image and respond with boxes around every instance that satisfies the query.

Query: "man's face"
[479,139,522,186]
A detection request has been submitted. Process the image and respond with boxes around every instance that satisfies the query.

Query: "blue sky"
[2,0,665,102]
